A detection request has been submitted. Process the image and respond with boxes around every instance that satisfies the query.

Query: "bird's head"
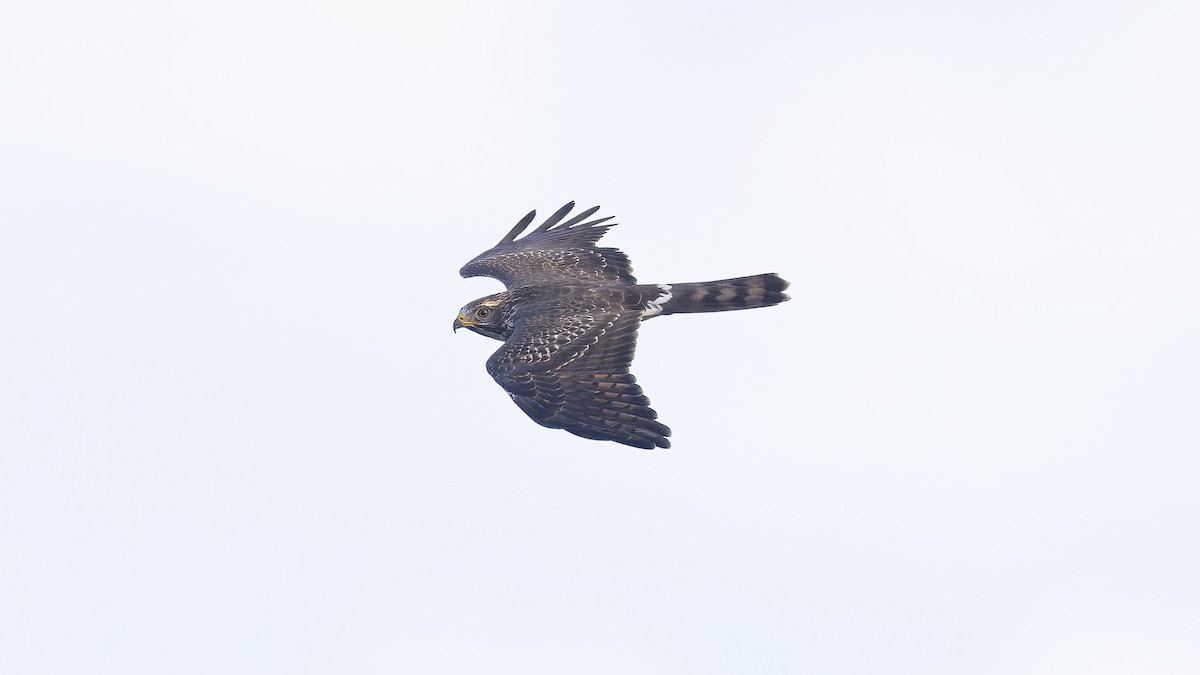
[453,294,512,340]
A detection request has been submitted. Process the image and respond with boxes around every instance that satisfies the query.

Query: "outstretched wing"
[485,288,670,449]
[460,201,637,288]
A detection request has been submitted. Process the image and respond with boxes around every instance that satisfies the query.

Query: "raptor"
[454,202,790,449]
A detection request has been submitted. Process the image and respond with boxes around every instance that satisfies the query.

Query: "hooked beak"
[453,313,469,332]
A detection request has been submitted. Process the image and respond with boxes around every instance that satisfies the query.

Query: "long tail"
[639,273,790,317]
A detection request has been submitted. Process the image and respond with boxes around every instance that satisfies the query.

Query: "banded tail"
[639,273,790,318]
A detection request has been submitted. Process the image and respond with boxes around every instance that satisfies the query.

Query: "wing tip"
[533,201,578,234]
[496,202,617,245]
[498,209,537,245]
[630,430,672,450]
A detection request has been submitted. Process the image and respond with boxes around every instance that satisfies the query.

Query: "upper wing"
[460,201,637,288]
[485,288,670,449]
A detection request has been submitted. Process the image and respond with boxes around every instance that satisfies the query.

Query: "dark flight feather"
[532,201,577,234]
[559,205,601,228]
[498,209,537,245]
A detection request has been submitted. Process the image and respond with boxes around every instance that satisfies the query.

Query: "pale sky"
[1,2,1198,674]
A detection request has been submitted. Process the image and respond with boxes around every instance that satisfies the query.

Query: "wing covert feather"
[460,202,636,288]
[485,290,669,449]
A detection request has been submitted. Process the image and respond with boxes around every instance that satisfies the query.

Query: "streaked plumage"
[454,202,790,449]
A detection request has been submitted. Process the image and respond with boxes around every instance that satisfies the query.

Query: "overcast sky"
[2,2,1198,674]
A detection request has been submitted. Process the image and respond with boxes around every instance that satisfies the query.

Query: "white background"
[2,2,1197,673]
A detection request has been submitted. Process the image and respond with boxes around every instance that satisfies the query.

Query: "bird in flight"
[454,202,790,449]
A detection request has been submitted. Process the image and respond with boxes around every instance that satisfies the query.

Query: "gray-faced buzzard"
[454,202,790,449]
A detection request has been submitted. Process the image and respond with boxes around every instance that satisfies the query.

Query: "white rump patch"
[642,284,673,318]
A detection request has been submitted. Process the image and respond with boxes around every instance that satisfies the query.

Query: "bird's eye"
[476,307,490,318]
